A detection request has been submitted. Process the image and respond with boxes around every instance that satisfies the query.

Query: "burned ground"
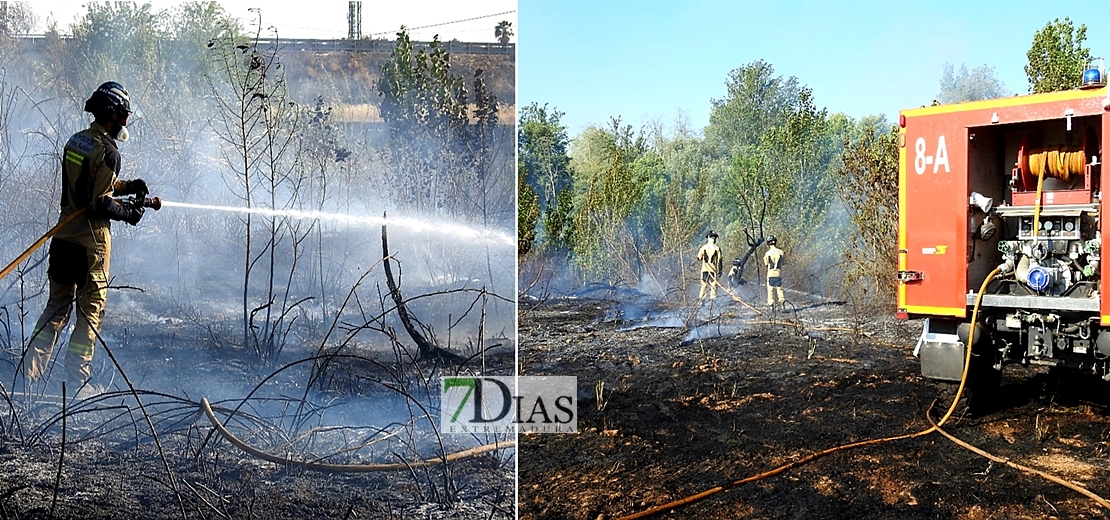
[0,292,515,520]
[519,294,1110,520]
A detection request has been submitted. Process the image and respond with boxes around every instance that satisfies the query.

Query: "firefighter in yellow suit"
[697,231,724,300]
[24,82,148,393]
[763,235,785,307]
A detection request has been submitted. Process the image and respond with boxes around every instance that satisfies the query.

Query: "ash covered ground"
[0,289,515,520]
[519,287,1110,520]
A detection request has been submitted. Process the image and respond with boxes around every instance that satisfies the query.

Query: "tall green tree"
[569,118,651,282]
[168,2,242,92]
[647,123,712,274]
[835,122,899,303]
[519,103,571,211]
[706,59,796,154]
[706,61,845,284]
[519,102,574,250]
[1025,17,1090,93]
[495,20,513,44]
[377,29,505,221]
[938,63,1008,103]
[0,1,34,36]
[70,2,166,94]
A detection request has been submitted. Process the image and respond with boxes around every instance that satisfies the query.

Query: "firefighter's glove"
[116,178,149,197]
[123,205,145,226]
[94,195,144,225]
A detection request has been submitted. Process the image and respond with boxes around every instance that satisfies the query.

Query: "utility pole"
[347,1,361,40]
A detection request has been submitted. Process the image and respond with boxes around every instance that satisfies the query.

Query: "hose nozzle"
[143,196,162,210]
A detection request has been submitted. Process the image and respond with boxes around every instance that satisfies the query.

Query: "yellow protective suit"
[25,122,135,385]
[697,237,724,299]
[763,243,785,306]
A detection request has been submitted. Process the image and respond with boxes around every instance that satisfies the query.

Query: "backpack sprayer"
[0,195,161,282]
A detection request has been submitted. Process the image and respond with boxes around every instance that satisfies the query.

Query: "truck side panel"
[900,116,968,316]
[1103,113,1110,325]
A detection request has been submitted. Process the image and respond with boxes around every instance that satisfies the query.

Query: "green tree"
[495,20,513,44]
[569,119,650,282]
[646,122,712,277]
[835,122,899,303]
[1025,17,1090,93]
[706,59,796,154]
[545,188,575,251]
[168,2,242,92]
[519,103,571,210]
[518,159,539,257]
[377,28,502,220]
[378,28,469,214]
[938,63,1008,103]
[0,1,34,36]
[706,61,845,285]
[519,102,574,250]
[70,2,167,94]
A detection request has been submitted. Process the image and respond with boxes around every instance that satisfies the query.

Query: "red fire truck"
[899,70,1110,411]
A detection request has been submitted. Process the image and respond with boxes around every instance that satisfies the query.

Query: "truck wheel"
[935,381,971,418]
[935,364,1001,418]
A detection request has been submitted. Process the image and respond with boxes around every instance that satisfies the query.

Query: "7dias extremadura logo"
[440,376,577,434]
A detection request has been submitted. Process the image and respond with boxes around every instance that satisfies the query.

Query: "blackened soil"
[519,298,1110,520]
[0,297,515,520]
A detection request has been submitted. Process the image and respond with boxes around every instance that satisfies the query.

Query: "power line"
[368,10,515,37]
[241,10,517,40]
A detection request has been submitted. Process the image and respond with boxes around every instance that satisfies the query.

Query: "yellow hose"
[0,208,87,283]
[1028,148,1085,182]
[927,405,1110,509]
[1033,168,1044,240]
[1027,147,1085,239]
[614,268,1104,520]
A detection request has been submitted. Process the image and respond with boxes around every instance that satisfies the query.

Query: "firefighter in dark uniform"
[763,235,785,307]
[24,82,149,393]
[727,259,742,287]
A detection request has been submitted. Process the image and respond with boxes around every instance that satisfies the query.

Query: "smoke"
[0,3,516,471]
[159,201,515,247]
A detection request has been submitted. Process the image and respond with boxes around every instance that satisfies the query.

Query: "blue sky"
[519,0,1110,136]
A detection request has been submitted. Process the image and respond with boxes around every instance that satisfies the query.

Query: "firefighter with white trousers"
[763,235,785,307]
[697,231,724,300]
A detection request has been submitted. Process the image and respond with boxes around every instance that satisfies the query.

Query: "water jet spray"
[158,200,514,246]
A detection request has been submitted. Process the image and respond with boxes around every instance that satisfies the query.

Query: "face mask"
[115,125,129,143]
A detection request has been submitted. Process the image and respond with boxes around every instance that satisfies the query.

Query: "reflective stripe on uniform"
[65,150,85,165]
[68,340,94,357]
[86,284,108,302]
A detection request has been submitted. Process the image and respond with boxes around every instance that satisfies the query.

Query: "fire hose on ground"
[199,398,515,472]
[617,267,1110,519]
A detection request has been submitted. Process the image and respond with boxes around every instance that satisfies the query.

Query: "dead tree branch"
[381,217,466,363]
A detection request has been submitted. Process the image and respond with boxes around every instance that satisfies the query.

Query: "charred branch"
[730,182,769,286]
[381,216,467,364]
